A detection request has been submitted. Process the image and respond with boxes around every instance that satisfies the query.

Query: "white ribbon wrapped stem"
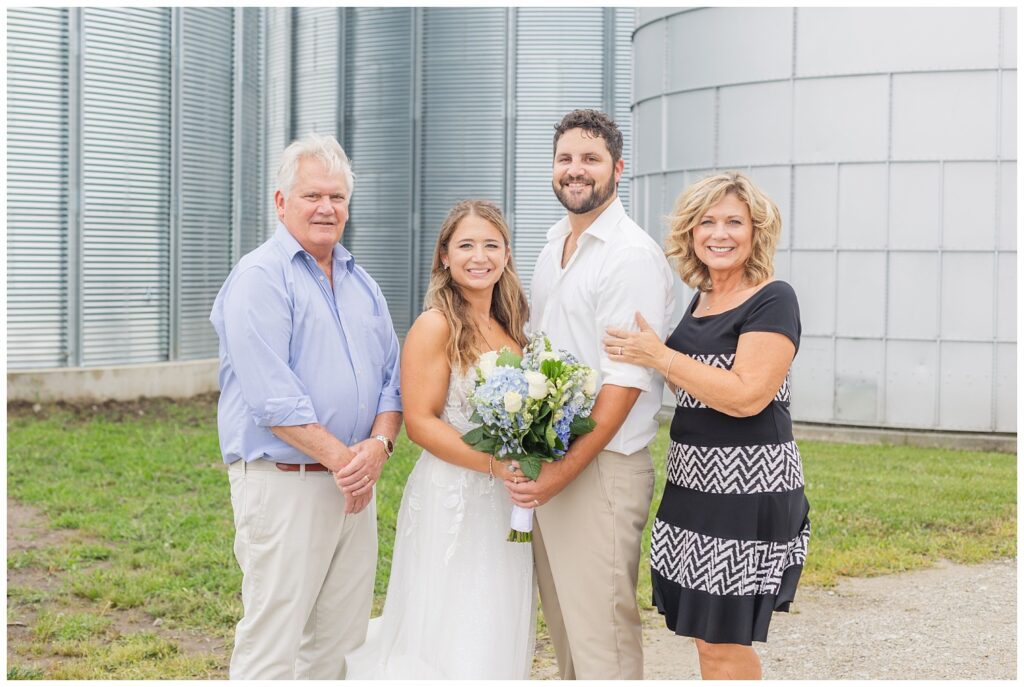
[510,504,534,534]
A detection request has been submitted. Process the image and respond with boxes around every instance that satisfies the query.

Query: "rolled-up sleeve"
[373,289,403,415]
[220,265,320,427]
[596,246,672,392]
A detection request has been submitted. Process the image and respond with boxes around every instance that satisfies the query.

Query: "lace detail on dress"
[402,368,493,566]
[441,367,479,434]
[345,365,535,680]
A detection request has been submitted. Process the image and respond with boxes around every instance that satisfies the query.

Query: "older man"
[507,109,675,679]
[210,133,402,679]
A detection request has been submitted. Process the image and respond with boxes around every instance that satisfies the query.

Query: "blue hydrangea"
[470,366,530,456]
[553,414,573,455]
[464,332,599,466]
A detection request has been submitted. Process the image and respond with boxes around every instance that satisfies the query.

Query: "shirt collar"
[546,197,625,243]
[274,222,354,270]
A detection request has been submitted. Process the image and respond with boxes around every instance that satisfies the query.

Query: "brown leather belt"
[275,462,330,472]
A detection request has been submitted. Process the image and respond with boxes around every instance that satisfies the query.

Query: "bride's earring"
[442,262,449,270]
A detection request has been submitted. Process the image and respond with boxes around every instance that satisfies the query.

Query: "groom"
[506,109,675,679]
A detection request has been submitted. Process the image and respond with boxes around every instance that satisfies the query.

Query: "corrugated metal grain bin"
[631,7,1016,433]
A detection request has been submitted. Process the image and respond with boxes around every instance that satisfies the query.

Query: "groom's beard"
[552,170,616,215]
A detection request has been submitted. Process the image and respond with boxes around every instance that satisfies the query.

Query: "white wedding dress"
[346,368,536,679]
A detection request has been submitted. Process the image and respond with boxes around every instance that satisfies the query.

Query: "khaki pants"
[227,460,377,679]
[533,447,655,680]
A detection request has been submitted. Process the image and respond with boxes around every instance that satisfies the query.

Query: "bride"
[344,200,536,679]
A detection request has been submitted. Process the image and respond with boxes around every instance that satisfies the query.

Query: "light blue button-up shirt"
[210,224,402,464]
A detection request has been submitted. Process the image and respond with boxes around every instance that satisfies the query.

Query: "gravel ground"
[639,558,1016,680]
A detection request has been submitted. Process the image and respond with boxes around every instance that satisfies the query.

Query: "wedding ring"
[507,464,517,473]
[363,474,370,483]
[514,476,520,484]
[534,499,540,507]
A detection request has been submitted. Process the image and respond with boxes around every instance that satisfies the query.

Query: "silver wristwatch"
[373,434,395,459]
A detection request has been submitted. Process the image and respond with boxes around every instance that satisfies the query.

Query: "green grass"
[33,610,112,643]
[372,429,420,611]
[6,398,1016,678]
[6,667,44,680]
[35,633,222,680]
[796,440,1016,585]
[7,400,239,632]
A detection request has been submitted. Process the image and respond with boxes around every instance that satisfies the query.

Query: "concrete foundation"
[655,409,1016,453]
[791,422,1017,454]
[7,366,1016,453]
[7,359,220,403]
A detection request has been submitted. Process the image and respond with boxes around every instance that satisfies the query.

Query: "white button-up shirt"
[529,197,676,456]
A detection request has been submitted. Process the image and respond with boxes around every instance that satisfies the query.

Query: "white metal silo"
[631,7,1016,434]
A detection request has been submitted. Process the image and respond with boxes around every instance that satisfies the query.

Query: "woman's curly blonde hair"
[664,171,782,291]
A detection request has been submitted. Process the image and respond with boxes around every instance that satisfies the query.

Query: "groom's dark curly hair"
[552,109,623,164]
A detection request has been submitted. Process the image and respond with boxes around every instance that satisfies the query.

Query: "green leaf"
[522,437,550,458]
[496,348,523,368]
[519,454,542,481]
[570,415,596,436]
[470,410,483,424]
[534,406,552,424]
[461,426,485,446]
[477,436,499,453]
[541,359,563,379]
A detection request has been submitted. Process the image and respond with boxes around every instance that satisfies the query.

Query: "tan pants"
[227,460,377,680]
[533,447,655,680]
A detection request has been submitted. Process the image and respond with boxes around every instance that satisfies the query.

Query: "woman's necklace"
[703,281,750,312]
[476,316,500,351]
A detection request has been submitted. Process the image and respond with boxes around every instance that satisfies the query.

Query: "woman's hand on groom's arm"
[603,312,671,372]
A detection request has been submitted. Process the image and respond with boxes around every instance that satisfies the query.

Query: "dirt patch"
[7,501,77,555]
[105,604,229,660]
[7,393,219,424]
[7,502,79,595]
[6,501,228,678]
[530,627,559,678]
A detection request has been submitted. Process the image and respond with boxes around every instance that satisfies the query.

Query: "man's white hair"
[276,133,355,198]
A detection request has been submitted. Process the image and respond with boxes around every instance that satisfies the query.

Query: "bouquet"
[461,332,598,542]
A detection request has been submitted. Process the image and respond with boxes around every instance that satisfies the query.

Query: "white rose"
[525,371,548,400]
[477,351,499,377]
[583,369,598,396]
[539,350,559,363]
[503,391,523,414]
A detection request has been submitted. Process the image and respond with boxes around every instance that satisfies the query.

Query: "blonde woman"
[604,172,810,680]
[345,200,534,679]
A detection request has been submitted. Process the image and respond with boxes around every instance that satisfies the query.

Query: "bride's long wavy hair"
[424,200,530,372]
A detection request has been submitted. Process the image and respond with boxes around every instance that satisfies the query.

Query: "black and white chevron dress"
[651,280,810,646]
